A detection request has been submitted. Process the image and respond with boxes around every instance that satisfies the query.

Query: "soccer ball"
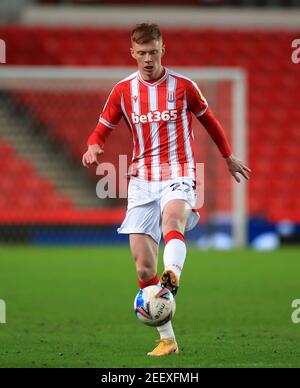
[134,285,176,327]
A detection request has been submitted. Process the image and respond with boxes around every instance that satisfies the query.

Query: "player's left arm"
[83,86,123,167]
[187,81,251,183]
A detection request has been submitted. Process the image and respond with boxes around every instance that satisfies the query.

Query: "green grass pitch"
[0,245,299,368]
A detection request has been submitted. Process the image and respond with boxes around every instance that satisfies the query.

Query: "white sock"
[163,234,186,280]
[157,320,176,340]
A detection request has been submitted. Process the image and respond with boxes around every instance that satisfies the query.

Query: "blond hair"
[131,23,162,44]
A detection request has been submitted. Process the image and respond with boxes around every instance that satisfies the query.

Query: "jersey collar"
[138,68,169,87]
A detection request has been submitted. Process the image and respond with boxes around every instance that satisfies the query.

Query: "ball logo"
[154,303,166,319]
[291,299,300,324]
[131,109,177,124]
[291,39,300,64]
[136,303,151,319]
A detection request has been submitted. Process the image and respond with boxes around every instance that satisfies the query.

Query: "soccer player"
[82,23,251,356]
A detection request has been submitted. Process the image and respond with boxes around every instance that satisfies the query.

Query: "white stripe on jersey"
[167,75,179,179]
[116,71,138,86]
[100,87,117,121]
[120,93,136,161]
[148,86,160,181]
[182,91,195,179]
[195,105,208,117]
[130,76,145,179]
[99,117,116,129]
[168,69,200,87]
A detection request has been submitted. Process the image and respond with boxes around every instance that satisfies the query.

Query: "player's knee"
[133,252,156,281]
[136,266,156,282]
[163,217,184,235]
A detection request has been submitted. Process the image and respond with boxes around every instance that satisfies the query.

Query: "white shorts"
[117,176,200,244]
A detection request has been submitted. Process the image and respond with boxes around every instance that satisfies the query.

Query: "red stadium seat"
[0,140,74,211]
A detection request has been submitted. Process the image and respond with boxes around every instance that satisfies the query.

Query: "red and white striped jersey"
[88,68,229,181]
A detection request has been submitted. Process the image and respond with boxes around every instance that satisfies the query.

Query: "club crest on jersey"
[167,92,175,103]
[198,89,207,103]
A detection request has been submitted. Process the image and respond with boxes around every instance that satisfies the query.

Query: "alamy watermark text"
[291,299,300,324]
[291,39,300,64]
[0,300,6,323]
[0,39,6,64]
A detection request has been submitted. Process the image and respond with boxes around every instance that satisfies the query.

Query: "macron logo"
[131,109,177,124]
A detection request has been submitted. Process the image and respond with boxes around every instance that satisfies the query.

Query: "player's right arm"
[82,86,123,167]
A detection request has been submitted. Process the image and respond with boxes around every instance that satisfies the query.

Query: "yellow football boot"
[147,338,179,357]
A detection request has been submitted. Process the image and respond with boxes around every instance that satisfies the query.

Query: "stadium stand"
[0,140,74,210]
[0,26,299,224]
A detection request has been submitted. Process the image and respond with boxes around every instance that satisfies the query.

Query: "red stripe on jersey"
[175,87,188,177]
[139,82,152,181]
[157,80,170,180]
[188,117,196,175]
[186,103,196,177]
[122,91,140,177]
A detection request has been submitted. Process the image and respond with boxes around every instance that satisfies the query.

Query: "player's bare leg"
[160,199,191,295]
[129,233,159,288]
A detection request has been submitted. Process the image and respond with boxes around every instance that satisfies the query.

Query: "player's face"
[131,39,165,80]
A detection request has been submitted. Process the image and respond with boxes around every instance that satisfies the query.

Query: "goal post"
[173,68,248,248]
[0,66,247,247]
